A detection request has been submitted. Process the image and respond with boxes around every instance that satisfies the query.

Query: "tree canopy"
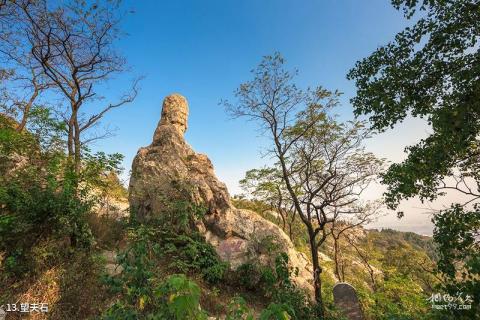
[347,0,480,208]
[348,1,480,318]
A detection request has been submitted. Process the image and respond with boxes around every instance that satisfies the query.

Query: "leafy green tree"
[348,1,479,318]
[224,53,384,317]
[348,0,479,208]
[432,204,479,318]
[369,275,431,320]
[0,110,86,276]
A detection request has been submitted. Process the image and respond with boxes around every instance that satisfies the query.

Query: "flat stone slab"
[333,282,364,320]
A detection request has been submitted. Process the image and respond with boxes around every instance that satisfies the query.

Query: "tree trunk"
[74,118,81,175]
[67,117,74,158]
[308,229,324,317]
[333,236,342,282]
[68,101,81,175]
[278,207,286,231]
[288,222,293,242]
[16,90,38,132]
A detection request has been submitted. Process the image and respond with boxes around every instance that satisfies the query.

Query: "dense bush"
[101,196,229,318]
[0,109,125,278]
[0,111,92,277]
[144,196,229,284]
[433,204,480,319]
[101,223,213,319]
[103,272,208,320]
[0,168,94,275]
[236,253,317,320]
[163,232,228,284]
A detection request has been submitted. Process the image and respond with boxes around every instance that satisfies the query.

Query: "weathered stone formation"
[333,283,365,320]
[129,94,313,294]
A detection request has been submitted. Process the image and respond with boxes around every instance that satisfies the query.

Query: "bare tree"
[330,201,381,282]
[6,0,140,173]
[239,166,299,240]
[224,53,384,315]
[0,1,52,131]
[345,234,380,291]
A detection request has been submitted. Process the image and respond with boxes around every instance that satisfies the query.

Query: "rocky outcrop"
[129,94,313,294]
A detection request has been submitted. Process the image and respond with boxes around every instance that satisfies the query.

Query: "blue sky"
[92,0,436,234]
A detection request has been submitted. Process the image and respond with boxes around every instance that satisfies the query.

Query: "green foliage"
[0,168,93,275]
[379,228,438,261]
[367,275,431,320]
[102,198,227,318]
[0,107,127,280]
[163,232,228,284]
[0,112,93,276]
[156,274,208,320]
[343,230,438,320]
[102,225,158,302]
[259,303,293,320]
[236,263,261,290]
[225,296,254,320]
[101,224,209,319]
[81,150,125,191]
[103,273,208,320]
[240,167,282,204]
[348,2,479,318]
[433,204,480,319]
[237,253,315,320]
[348,0,480,207]
[155,191,207,233]
[267,254,316,320]
[145,196,228,284]
[25,105,67,151]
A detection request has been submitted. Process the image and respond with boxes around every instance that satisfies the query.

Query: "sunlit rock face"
[156,93,189,136]
[129,94,313,295]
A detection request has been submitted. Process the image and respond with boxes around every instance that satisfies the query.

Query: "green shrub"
[102,199,228,318]
[155,274,208,320]
[132,194,228,284]
[265,254,313,320]
[0,109,124,278]
[0,166,94,276]
[236,253,315,320]
[225,296,254,320]
[237,262,261,290]
[259,303,294,320]
[164,232,228,284]
[101,224,210,319]
[103,274,209,320]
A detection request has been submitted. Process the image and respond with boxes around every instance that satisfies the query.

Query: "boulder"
[333,282,365,320]
[129,94,313,295]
